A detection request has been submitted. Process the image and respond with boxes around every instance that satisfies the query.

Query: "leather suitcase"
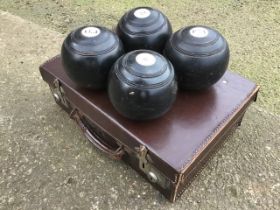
[39,55,259,202]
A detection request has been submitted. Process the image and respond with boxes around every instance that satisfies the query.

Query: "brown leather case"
[39,55,259,202]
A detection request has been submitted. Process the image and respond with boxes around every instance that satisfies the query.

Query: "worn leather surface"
[40,56,257,173]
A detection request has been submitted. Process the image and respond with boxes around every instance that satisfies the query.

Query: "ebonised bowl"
[164,25,230,90]
[108,50,177,120]
[116,7,172,53]
[61,26,124,89]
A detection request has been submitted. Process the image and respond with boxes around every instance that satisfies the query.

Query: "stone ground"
[0,1,279,209]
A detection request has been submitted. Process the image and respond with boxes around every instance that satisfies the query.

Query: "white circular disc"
[136,53,156,66]
[189,27,209,38]
[134,8,151,19]
[81,27,101,38]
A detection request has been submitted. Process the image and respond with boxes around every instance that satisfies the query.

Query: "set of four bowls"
[61,7,230,120]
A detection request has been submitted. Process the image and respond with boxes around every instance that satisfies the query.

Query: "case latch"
[136,145,151,175]
[136,145,170,188]
[50,79,69,108]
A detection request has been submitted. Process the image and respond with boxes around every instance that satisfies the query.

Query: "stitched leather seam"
[176,129,237,199]
[174,86,258,199]
[179,86,257,172]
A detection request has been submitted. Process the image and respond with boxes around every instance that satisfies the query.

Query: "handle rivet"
[147,171,158,183]
[53,93,60,102]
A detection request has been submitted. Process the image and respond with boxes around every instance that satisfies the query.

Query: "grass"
[0,0,279,114]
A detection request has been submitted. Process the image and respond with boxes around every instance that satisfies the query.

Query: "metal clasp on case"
[50,79,69,108]
[136,145,170,189]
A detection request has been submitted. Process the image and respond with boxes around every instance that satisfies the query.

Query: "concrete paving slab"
[0,11,279,210]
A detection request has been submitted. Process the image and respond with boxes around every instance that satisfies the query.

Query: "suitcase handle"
[70,109,125,160]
